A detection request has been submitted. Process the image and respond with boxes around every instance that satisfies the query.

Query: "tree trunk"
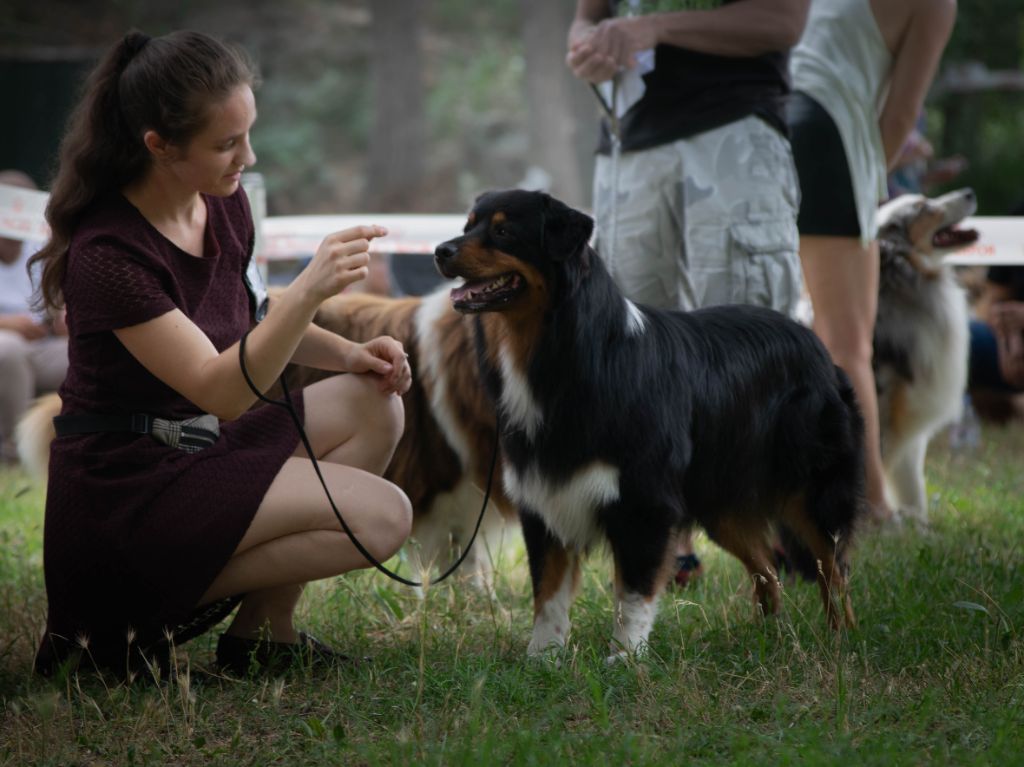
[519,0,599,208]
[367,0,427,211]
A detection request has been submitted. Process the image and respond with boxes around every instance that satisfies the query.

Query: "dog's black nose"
[435,241,457,261]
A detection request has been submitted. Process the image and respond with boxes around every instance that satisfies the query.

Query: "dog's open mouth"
[450,273,525,312]
[933,224,979,250]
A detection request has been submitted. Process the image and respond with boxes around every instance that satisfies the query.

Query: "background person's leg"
[28,335,69,394]
[0,330,32,461]
[800,235,890,521]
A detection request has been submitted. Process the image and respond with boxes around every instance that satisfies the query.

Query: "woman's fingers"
[323,224,388,244]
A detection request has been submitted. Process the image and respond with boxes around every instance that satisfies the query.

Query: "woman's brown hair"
[30,30,257,312]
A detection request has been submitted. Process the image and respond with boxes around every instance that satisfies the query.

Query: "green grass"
[2,425,1024,766]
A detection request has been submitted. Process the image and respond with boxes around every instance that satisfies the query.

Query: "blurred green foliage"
[942,0,1024,70]
[931,0,1024,213]
[2,0,1022,214]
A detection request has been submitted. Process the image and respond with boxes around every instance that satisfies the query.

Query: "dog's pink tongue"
[933,226,979,249]
[450,284,473,303]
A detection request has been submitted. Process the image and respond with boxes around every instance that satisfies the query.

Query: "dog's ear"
[541,195,594,263]
[473,190,495,207]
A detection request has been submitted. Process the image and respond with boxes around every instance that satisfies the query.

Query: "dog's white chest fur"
[498,346,544,440]
[503,461,620,547]
[494,341,621,546]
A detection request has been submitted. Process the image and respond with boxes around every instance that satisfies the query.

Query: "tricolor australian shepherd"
[873,188,977,522]
[435,190,868,659]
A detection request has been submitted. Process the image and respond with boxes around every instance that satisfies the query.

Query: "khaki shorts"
[592,115,802,318]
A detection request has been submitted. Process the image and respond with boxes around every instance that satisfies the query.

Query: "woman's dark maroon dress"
[36,189,303,673]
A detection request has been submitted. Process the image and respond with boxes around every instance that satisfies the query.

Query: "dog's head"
[875,188,979,276]
[434,189,594,314]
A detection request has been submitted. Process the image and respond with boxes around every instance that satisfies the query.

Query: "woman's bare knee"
[238,459,408,551]
[204,479,413,601]
[301,374,404,472]
[356,481,413,563]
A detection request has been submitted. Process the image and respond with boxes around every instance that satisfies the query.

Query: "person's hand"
[0,314,48,341]
[990,301,1024,335]
[991,301,1024,388]
[293,225,388,306]
[895,130,933,168]
[567,17,657,83]
[344,335,412,395]
[921,155,969,189]
[567,30,620,83]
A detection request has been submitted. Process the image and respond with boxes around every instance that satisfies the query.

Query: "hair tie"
[123,31,151,61]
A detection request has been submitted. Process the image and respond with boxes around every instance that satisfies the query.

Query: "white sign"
[260,213,467,262]
[0,183,49,241]
[943,217,1024,266]
[4,181,1023,266]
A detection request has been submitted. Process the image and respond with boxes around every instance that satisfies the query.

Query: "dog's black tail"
[775,364,867,582]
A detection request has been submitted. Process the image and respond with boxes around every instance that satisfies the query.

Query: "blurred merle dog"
[873,188,977,522]
[434,190,866,660]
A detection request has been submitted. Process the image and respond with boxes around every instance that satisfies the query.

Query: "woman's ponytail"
[30,29,256,312]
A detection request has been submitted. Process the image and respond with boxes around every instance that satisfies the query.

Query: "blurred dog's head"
[876,188,978,277]
[433,189,594,315]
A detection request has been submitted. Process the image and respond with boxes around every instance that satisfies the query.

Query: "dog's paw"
[605,649,628,666]
[527,635,566,658]
[605,638,649,666]
[897,505,930,529]
[526,640,567,669]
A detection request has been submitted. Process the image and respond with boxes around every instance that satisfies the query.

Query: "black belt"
[53,412,220,453]
[53,413,153,437]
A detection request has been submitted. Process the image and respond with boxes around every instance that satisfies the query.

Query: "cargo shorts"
[592,115,802,318]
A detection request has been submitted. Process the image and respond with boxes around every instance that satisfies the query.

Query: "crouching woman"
[29,29,412,678]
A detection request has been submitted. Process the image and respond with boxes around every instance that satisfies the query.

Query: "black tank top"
[596,0,791,153]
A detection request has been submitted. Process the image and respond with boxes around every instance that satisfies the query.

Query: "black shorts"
[785,91,861,238]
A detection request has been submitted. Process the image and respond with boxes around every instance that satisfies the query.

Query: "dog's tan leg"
[527,544,580,655]
[521,512,580,656]
[780,500,856,630]
[712,516,782,619]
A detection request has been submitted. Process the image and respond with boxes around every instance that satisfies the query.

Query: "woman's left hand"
[992,302,1024,389]
[345,335,412,395]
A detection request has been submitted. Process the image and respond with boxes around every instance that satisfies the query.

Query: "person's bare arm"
[878,0,956,166]
[568,0,610,46]
[567,0,618,84]
[115,225,386,420]
[292,322,411,395]
[568,0,810,83]
[0,314,47,340]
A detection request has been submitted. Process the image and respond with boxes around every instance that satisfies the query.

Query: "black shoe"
[215,631,358,676]
[671,553,703,589]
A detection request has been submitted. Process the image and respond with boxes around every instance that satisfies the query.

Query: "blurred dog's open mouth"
[932,223,979,250]
[450,273,524,312]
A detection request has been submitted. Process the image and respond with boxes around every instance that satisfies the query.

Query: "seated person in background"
[969,264,1024,422]
[0,169,68,463]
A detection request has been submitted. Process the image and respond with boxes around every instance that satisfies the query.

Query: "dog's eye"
[493,224,509,238]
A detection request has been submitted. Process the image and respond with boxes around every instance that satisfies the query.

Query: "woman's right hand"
[292,225,388,306]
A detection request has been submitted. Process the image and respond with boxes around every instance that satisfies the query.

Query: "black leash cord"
[238,329,499,588]
[589,81,620,141]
